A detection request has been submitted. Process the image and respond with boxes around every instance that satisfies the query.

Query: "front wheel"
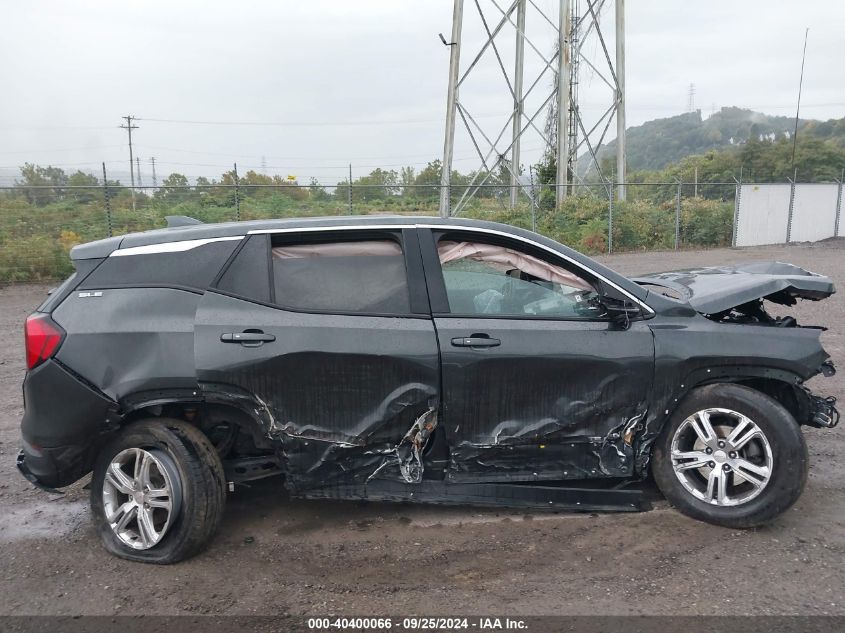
[652,383,808,528]
[91,418,226,563]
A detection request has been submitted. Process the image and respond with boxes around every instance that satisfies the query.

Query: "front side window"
[438,240,599,318]
[272,238,411,314]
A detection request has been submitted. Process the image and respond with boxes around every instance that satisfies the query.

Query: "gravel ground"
[0,240,843,617]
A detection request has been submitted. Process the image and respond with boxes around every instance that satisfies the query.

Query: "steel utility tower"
[687,83,696,112]
[439,0,627,217]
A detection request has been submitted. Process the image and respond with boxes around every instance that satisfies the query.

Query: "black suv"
[18,216,839,563]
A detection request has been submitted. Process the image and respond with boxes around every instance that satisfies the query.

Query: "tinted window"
[80,239,240,291]
[438,240,599,318]
[216,235,271,303]
[271,238,410,314]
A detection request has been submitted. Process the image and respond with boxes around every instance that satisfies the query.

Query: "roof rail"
[165,215,204,228]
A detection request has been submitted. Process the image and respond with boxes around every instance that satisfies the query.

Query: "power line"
[0,124,117,131]
[132,143,533,163]
[791,28,809,171]
[0,144,125,155]
[1,100,842,135]
[138,115,462,127]
[0,160,123,169]
[130,145,547,170]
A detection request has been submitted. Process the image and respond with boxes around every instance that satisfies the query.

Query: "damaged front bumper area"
[805,378,839,429]
[801,361,839,429]
[808,394,839,428]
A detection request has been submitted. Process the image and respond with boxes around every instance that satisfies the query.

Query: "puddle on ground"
[0,497,89,544]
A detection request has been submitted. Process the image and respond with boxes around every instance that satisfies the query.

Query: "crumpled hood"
[632,261,836,315]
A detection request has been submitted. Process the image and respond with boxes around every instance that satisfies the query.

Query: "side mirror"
[598,296,641,327]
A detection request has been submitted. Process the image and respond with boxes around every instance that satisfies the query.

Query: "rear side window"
[271,238,411,314]
[80,239,241,291]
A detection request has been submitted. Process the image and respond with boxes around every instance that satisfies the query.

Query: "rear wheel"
[91,418,226,563]
[652,383,808,528]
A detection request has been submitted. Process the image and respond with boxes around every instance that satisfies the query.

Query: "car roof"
[72,215,519,259]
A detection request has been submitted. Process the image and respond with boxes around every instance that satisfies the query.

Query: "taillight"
[24,313,65,370]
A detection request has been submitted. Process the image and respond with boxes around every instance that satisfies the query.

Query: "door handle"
[220,331,276,345]
[451,336,501,348]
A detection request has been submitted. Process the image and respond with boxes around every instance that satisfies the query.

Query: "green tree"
[309,177,329,201]
[400,166,416,197]
[156,173,190,201]
[532,152,557,211]
[356,168,399,201]
[16,163,69,206]
[337,168,400,203]
[412,160,442,200]
[67,170,100,203]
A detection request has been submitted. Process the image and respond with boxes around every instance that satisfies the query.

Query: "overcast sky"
[1,0,843,185]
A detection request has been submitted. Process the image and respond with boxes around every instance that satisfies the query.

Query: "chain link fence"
[1,178,837,282]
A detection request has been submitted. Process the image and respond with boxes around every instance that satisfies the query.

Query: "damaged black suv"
[18,216,839,563]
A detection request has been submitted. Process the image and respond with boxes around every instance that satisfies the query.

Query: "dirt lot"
[0,241,843,617]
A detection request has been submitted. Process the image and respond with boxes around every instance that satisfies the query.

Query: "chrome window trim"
[248,223,654,315]
[110,236,244,257]
[248,225,406,235]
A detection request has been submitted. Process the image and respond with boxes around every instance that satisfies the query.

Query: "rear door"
[194,228,440,491]
[418,227,654,483]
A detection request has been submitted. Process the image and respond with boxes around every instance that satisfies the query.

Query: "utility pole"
[509,0,527,210]
[150,157,158,190]
[615,0,626,201]
[348,163,353,215]
[102,162,113,238]
[439,0,464,218]
[120,115,139,212]
[556,0,571,208]
[233,163,240,222]
[136,156,143,188]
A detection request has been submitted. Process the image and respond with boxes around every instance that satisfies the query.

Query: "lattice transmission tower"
[438,0,627,218]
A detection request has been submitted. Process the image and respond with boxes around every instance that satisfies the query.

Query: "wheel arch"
[117,385,277,453]
[636,364,809,474]
[666,365,807,426]
[680,365,810,427]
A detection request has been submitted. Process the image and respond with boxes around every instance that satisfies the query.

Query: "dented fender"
[632,307,835,473]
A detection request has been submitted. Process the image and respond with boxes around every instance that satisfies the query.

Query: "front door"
[194,229,440,491]
[418,228,654,482]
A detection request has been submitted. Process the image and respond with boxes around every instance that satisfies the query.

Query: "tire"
[91,418,227,563]
[651,383,808,528]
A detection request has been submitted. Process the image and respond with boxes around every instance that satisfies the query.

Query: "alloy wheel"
[101,447,182,550]
[670,408,773,507]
